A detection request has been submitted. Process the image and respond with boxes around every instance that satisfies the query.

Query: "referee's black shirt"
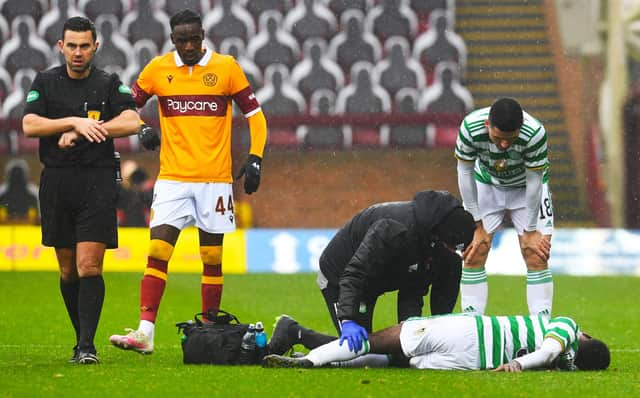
[23,65,136,168]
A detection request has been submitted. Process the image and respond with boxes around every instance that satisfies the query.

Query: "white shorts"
[150,180,236,233]
[477,182,554,235]
[399,315,479,370]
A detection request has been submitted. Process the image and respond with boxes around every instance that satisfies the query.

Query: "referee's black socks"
[60,278,80,345]
[77,275,105,354]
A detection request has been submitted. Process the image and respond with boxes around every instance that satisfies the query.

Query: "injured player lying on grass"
[262,313,610,371]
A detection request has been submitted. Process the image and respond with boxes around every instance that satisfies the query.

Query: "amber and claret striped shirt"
[132,48,262,183]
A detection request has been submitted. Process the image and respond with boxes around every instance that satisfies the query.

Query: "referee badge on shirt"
[26,90,40,103]
[84,101,105,120]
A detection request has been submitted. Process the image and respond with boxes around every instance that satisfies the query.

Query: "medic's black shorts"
[39,167,118,249]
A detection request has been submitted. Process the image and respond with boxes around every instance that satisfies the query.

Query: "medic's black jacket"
[319,190,464,321]
[23,65,136,168]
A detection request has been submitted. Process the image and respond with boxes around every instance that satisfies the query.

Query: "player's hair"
[575,338,610,370]
[489,97,523,132]
[170,9,202,31]
[62,16,97,41]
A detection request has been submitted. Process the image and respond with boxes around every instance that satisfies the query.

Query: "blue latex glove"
[339,320,368,353]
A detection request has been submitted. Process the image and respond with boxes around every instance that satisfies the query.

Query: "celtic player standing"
[455,98,553,317]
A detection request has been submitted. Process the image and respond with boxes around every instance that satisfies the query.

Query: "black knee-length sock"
[59,278,80,346]
[77,275,105,353]
[298,325,338,350]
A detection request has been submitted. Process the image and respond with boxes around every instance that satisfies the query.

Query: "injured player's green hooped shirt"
[475,315,579,370]
[455,107,549,187]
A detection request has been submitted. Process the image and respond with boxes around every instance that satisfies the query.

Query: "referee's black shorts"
[39,167,118,249]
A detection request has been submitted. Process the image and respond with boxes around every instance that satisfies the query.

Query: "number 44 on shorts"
[215,195,234,215]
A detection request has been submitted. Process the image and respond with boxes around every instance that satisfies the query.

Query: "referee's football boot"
[76,352,100,365]
[109,328,154,354]
[262,354,313,368]
[68,345,79,363]
[268,314,301,355]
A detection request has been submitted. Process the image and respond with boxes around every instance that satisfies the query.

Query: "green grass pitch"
[0,272,638,397]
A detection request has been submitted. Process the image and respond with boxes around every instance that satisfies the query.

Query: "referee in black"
[22,16,140,364]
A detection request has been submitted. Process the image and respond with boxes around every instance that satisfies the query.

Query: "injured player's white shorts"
[399,315,480,370]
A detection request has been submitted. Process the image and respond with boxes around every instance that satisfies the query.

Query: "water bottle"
[238,323,256,364]
[179,320,194,344]
[255,321,268,360]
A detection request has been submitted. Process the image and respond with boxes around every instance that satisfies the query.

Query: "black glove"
[235,154,262,194]
[138,124,160,150]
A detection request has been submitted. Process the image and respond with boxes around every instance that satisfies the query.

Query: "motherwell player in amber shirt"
[132,47,263,182]
[110,9,267,355]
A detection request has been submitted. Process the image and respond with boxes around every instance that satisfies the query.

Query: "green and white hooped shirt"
[455,107,549,188]
[475,315,579,370]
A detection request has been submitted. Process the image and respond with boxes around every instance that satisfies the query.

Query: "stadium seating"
[389,87,428,147]
[427,124,459,148]
[257,64,306,148]
[93,14,134,72]
[257,63,306,116]
[327,0,372,20]
[121,39,158,86]
[327,9,381,76]
[373,36,426,98]
[0,0,45,25]
[79,0,127,22]
[0,65,11,103]
[297,89,344,149]
[412,9,467,84]
[0,0,472,153]
[336,61,391,115]
[48,42,64,69]
[283,0,337,44]
[245,0,293,22]
[411,0,454,22]
[0,132,9,154]
[365,0,418,42]
[0,16,50,77]
[219,37,263,90]
[38,0,83,46]
[0,14,9,49]
[2,68,38,154]
[335,61,391,147]
[120,0,170,52]
[418,61,473,114]
[1,68,35,121]
[203,0,255,48]
[290,38,345,102]
[247,10,300,72]
[164,0,209,18]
